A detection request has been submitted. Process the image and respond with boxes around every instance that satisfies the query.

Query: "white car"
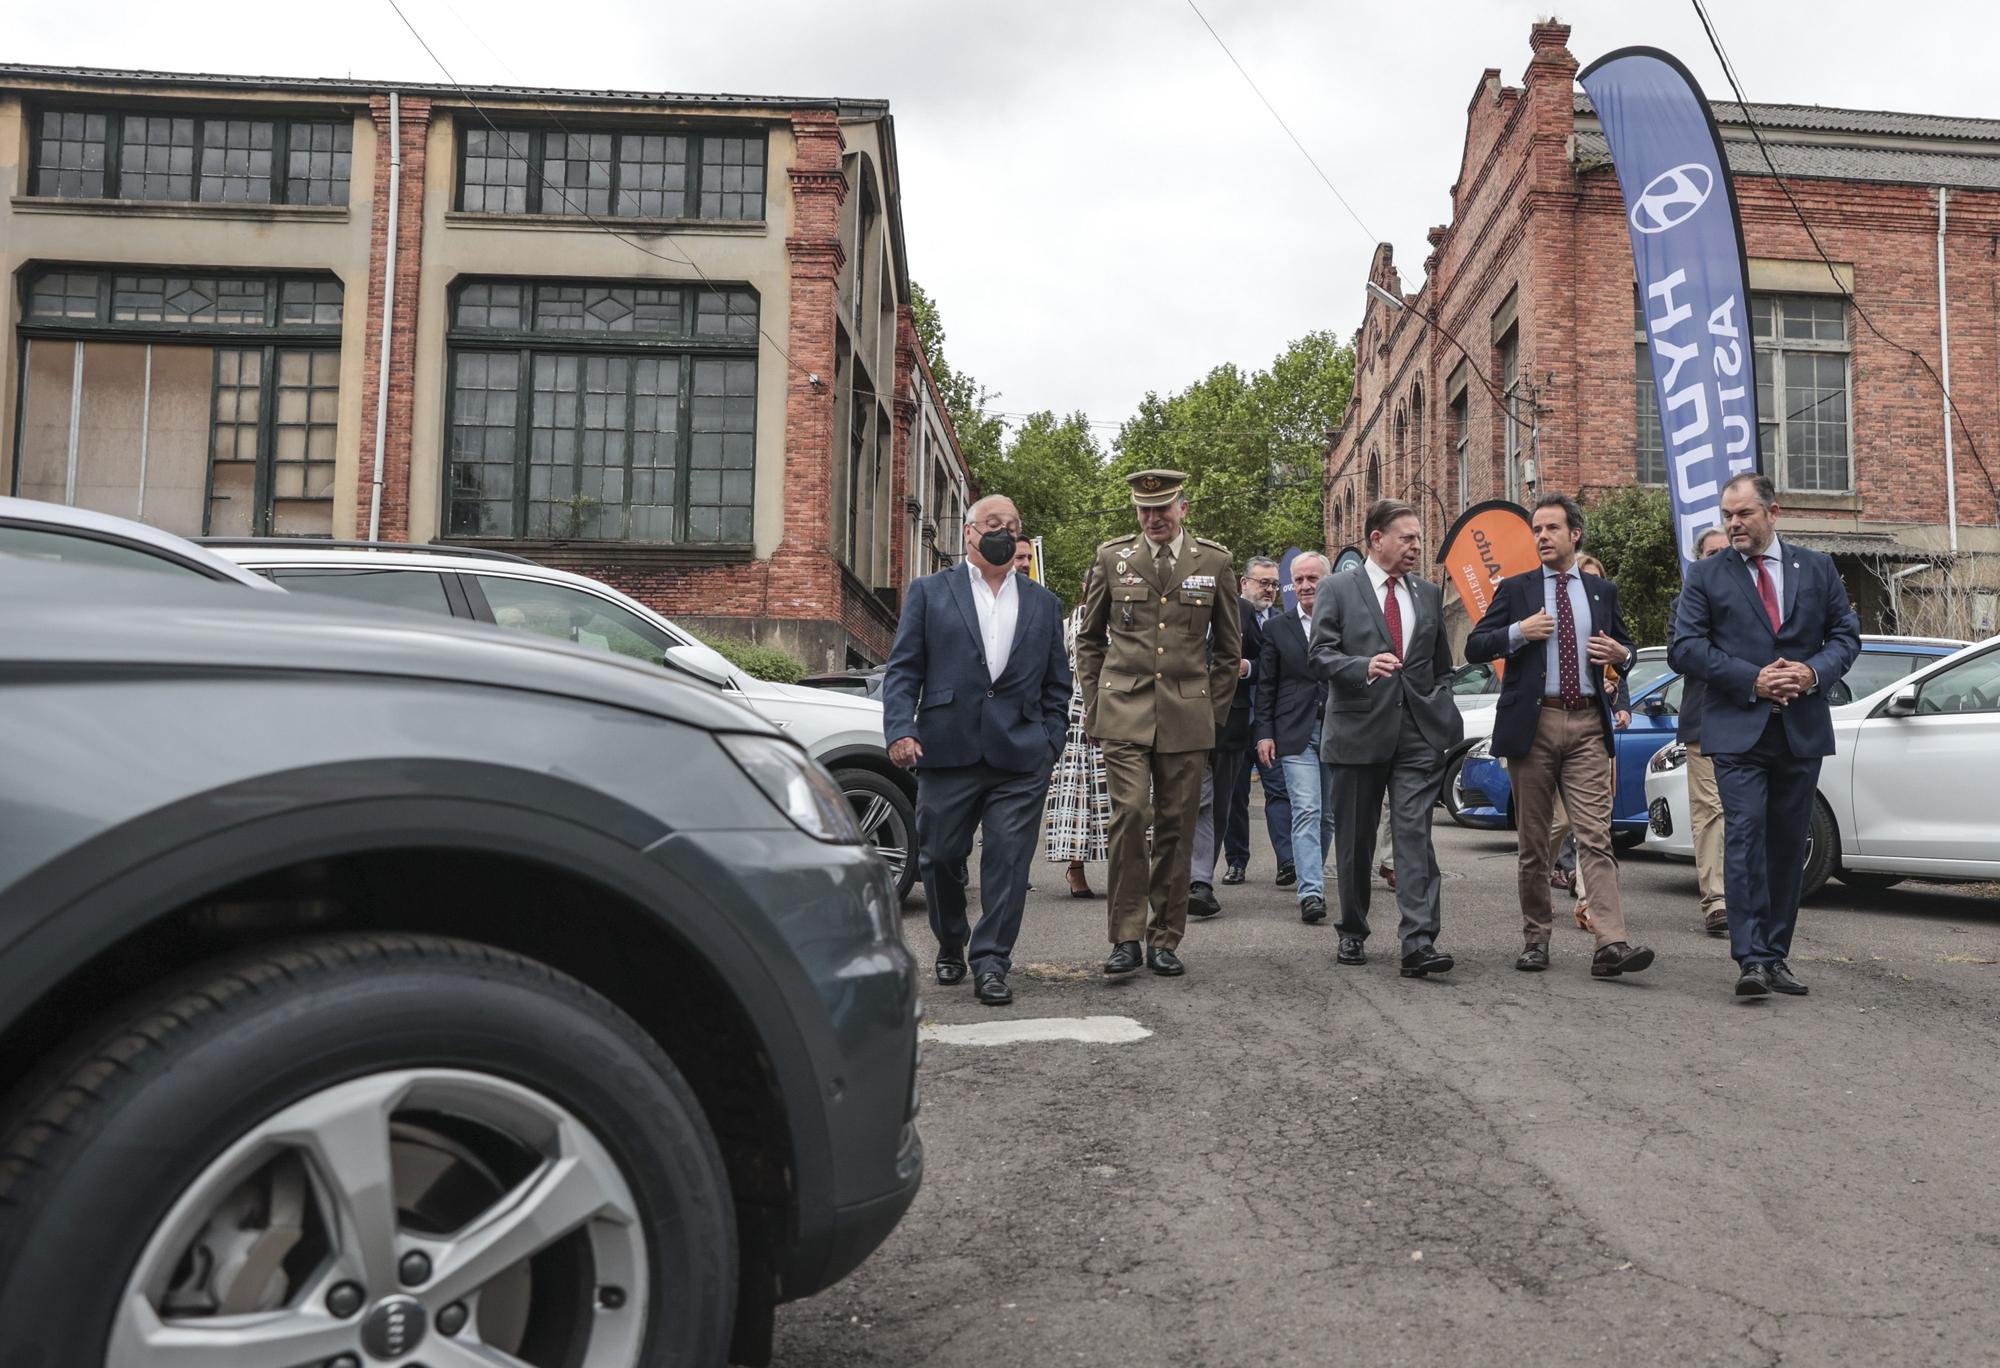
[207,539,918,900]
[1643,635,2000,898]
[0,496,281,589]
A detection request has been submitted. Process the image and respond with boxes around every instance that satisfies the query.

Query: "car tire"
[1835,870,1905,893]
[1612,828,1645,852]
[1801,799,1838,902]
[0,934,736,1368]
[841,768,918,903]
[1442,753,1476,828]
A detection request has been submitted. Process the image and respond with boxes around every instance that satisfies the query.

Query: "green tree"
[1583,486,1681,646]
[972,410,1106,602]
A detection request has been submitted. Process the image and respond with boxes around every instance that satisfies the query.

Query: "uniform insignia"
[1137,474,1166,494]
[1195,536,1230,552]
[1181,574,1215,589]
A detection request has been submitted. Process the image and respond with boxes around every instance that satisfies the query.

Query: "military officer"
[1076,469,1242,977]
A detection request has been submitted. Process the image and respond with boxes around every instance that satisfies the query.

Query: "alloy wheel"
[848,788,910,885]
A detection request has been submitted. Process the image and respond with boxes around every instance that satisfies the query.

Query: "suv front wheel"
[839,768,917,903]
[0,934,737,1368]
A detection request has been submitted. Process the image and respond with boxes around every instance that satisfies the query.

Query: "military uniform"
[1076,472,1242,954]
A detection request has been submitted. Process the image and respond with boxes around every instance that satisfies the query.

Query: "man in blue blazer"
[1466,494,1655,981]
[882,495,1072,1007]
[1669,473,1860,998]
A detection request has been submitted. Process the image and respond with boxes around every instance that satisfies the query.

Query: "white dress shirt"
[966,560,1019,681]
[1361,558,1417,649]
[1741,537,1787,622]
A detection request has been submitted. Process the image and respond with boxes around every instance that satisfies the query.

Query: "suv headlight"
[718,734,863,843]
[1466,738,1492,760]
[1649,742,1688,774]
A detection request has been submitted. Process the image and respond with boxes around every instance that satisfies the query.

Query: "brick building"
[0,64,970,668]
[1329,20,2000,645]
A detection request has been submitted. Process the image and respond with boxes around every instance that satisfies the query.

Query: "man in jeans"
[1256,552,1335,923]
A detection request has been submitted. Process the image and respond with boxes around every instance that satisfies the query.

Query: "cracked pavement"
[773,820,2000,1367]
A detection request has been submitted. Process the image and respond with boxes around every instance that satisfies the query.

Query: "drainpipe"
[1937,186,1959,553]
[367,92,401,542]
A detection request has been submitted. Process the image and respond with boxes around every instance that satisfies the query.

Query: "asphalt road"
[772,807,2000,1368]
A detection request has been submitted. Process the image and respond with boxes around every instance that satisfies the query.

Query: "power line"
[381,0,820,386]
[1689,0,1997,506]
[1181,0,1377,246]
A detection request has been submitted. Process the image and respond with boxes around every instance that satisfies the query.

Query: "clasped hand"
[1756,657,1815,703]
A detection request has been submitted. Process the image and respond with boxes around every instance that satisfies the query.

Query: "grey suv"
[0,566,921,1367]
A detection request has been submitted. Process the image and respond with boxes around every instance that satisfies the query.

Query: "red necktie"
[1753,555,1781,632]
[1554,572,1584,706]
[1383,575,1404,659]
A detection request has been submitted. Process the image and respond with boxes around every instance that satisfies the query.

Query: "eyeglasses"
[1248,577,1280,589]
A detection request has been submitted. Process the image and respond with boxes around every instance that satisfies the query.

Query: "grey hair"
[964,493,1020,527]
[1694,524,1730,554]
[1292,551,1332,576]
[1723,472,1777,510]
[1244,555,1280,575]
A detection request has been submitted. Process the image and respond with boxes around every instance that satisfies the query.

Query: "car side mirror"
[1881,684,1919,718]
[664,644,734,688]
[1641,694,1669,717]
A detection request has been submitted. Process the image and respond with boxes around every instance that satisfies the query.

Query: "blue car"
[1454,638,1967,843]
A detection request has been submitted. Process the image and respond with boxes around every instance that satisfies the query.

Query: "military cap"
[1126,468,1189,508]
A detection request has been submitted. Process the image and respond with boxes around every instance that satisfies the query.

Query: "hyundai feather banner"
[1579,47,1761,574]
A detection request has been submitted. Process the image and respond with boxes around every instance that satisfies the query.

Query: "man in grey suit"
[1308,499,1466,977]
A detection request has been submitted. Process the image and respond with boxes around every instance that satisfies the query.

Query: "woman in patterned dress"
[1044,569,1110,897]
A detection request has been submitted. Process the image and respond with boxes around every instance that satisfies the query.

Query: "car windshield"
[1624,656,1673,698]
[0,524,206,577]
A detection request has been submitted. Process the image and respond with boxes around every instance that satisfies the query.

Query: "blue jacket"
[1668,542,1860,757]
[881,566,1072,773]
[1464,567,1636,760]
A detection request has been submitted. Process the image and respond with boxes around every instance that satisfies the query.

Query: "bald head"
[966,495,1021,531]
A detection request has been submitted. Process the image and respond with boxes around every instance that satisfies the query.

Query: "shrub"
[689,629,809,684]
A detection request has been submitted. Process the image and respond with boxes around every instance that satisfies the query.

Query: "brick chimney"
[1528,18,1574,65]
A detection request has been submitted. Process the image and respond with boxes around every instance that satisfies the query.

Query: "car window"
[1829,651,1922,705]
[1625,658,1673,698]
[475,575,674,666]
[1450,662,1496,695]
[1916,650,2000,715]
[0,524,207,577]
[270,567,454,616]
[1658,675,1685,714]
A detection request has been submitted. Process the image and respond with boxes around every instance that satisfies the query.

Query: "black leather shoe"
[935,950,968,986]
[1400,947,1454,977]
[1146,946,1185,976]
[1104,941,1144,977]
[1591,941,1656,978]
[1515,943,1549,972]
[974,971,1013,1006]
[1735,963,1772,997]
[1275,862,1297,888]
[1300,895,1327,925]
[1337,935,1367,964]
[1704,912,1730,938]
[1221,864,1246,886]
[1188,882,1222,919]
[1768,961,1809,995]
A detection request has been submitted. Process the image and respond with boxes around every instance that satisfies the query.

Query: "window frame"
[27,104,354,207]
[452,121,768,221]
[442,276,761,547]
[1753,292,1855,495]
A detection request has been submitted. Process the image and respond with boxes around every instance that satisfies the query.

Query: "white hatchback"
[1643,635,2000,899]
[207,539,918,900]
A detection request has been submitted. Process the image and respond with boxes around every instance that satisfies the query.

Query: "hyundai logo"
[360,1294,429,1360]
[1630,162,1715,235]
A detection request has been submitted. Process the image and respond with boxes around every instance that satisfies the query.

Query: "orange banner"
[1435,500,1537,624]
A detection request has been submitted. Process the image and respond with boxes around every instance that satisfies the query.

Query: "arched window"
[1409,382,1425,464]
[1392,405,1409,503]
[1366,448,1381,503]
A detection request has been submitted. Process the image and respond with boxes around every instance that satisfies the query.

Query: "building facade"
[1,64,970,668]
[1329,21,2000,645]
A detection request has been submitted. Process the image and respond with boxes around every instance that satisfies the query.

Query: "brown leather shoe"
[1591,941,1656,978]
[1703,912,1730,937]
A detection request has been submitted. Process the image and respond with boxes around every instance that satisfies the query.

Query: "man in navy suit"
[1466,494,1655,981]
[882,494,1072,1007]
[1670,473,1860,998]
[1256,553,1336,924]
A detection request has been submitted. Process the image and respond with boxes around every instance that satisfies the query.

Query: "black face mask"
[977,527,1018,567]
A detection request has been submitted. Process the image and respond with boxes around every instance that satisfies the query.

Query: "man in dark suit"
[1216,558,1283,885]
[1256,553,1335,923]
[883,494,1072,1007]
[1466,493,1654,980]
[1670,473,1860,997]
[1679,526,1734,937]
[1308,500,1465,975]
[1190,561,1270,903]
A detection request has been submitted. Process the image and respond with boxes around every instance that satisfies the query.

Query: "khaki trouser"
[1549,794,1587,904]
[1686,741,1727,921]
[1375,804,1395,873]
[1512,707,1626,950]
[1102,742,1207,949]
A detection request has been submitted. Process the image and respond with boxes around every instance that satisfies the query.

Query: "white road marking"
[920,1015,1152,1046]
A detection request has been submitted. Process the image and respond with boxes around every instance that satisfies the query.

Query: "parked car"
[800,667,887,700]
[1453,638,1964,846]
[0,565,921,1367]
[1644,635,1990,899]
[0,494,280,589]
[204,540,919,901]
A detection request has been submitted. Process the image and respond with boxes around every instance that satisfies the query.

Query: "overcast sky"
[11,1,1995,442]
